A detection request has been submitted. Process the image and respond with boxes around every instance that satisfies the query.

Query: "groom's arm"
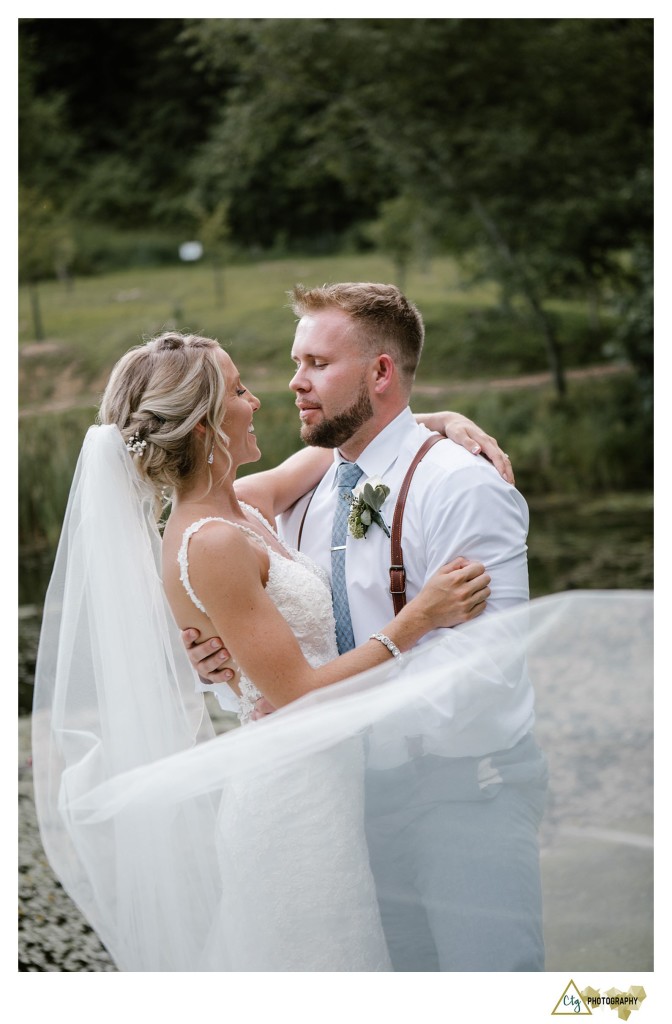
[420,463,529,619]
[407,461,533,755]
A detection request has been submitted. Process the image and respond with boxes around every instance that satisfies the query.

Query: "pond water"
[18,491,653,714]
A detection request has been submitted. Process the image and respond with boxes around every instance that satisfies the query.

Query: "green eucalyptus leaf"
[362,483,375,505]
[373,512,391,536]
[370,486,386,510]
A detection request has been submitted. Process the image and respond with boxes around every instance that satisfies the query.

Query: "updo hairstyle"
[98,332,230,499]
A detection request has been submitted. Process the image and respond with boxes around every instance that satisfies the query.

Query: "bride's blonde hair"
[99,331,230,498]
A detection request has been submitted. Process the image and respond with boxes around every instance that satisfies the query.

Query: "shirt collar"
[330,407,417,488]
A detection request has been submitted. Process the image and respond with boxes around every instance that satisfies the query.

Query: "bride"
[33,330,493,971]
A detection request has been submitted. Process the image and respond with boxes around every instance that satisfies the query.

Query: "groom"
[186,282,547,971]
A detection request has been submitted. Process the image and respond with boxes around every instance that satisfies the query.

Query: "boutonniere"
[343,476,391,539]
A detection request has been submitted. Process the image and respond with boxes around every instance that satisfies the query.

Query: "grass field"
[18,252,652,599]
[19,252,616,407]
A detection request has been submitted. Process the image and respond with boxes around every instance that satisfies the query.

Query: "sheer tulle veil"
[32,424,653,971]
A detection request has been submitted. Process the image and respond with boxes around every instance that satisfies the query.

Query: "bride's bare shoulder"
[171,515,257,556]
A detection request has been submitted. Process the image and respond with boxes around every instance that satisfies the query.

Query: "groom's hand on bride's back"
[181,630,277,719]
[181,629,237,684]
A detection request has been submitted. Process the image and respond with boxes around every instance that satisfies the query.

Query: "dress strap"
[239,502,291,550]
[177,516,272,615]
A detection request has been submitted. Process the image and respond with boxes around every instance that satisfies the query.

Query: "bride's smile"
[216,348,261,469]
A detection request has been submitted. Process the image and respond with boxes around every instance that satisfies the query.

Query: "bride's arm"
[414,412,514,483]
[235,411,513,520]
[188,524,490,709]
[234,447,332,521]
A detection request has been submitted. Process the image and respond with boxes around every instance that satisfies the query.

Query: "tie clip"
[331,544,347,551]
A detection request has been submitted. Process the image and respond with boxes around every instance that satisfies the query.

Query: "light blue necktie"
[331,461,363,654]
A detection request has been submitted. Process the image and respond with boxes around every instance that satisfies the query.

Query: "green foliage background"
[18,18,653,604]
[20,18,652,393]
[19,256,652,601]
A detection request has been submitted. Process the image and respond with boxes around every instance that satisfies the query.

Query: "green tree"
[19,25,81,202]
[19,187,74,339]
[365,195,437,291]
[19,19,220,232]
[193,199,233,307]
[354,19,653,396]
[182,18,651,394]
[19,16,652,397]
[182,19,397,248]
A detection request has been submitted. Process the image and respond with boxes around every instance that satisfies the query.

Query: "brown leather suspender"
[296,488,317,552]
[389,433,445,614]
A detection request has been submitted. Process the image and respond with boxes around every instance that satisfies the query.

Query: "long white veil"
[32,425,217,968]
[32,425,653,971]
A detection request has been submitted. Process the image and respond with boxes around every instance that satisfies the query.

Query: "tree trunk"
[395,258,407,294]
[213,264,225,308]
[56,261,74,293]
[28,283,44,341]
[588,284,601,331]
[470,197,566,397]
[528,294,566,396]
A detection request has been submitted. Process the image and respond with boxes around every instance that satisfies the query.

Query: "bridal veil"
[32,425,653,971]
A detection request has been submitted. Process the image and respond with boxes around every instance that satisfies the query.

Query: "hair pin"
[126,431,147,456]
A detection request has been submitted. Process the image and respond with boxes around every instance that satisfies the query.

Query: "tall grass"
[19,406,99,553]
[19,373,651,560]
[415,373,652,497]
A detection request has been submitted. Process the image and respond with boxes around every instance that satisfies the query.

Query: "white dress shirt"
[278,407,535,758]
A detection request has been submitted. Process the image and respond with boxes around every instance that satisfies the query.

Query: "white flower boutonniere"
[343,475,391,539]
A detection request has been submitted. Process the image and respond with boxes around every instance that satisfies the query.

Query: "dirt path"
[19,363,631,418]
[411,363,630,396]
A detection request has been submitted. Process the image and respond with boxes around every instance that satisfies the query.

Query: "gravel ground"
[18,699,237,972]
[18,714,117,972]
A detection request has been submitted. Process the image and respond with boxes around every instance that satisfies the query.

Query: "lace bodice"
[178,503,338,724]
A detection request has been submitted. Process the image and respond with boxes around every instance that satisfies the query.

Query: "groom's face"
[289,308,375,448]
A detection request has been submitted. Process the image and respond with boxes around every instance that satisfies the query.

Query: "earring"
[207,443,215,465]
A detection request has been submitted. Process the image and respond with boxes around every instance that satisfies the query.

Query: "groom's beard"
[300,382,374,449]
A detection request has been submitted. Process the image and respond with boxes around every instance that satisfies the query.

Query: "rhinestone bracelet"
[369,632,401,659]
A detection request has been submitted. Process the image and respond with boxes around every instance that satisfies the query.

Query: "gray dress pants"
[364,732,548,972]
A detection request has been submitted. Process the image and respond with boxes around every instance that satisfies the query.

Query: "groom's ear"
[372,354,396,394]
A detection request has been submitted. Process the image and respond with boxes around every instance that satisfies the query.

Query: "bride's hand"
[414,411,514,484]
[413,557,491,630]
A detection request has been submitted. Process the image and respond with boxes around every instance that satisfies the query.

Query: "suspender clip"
[389,565,407,595]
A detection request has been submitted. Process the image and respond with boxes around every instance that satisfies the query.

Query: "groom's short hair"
[290,282,425,385]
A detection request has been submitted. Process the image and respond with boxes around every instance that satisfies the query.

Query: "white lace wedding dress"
[177,506,392,971]
[178,504,341,725]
